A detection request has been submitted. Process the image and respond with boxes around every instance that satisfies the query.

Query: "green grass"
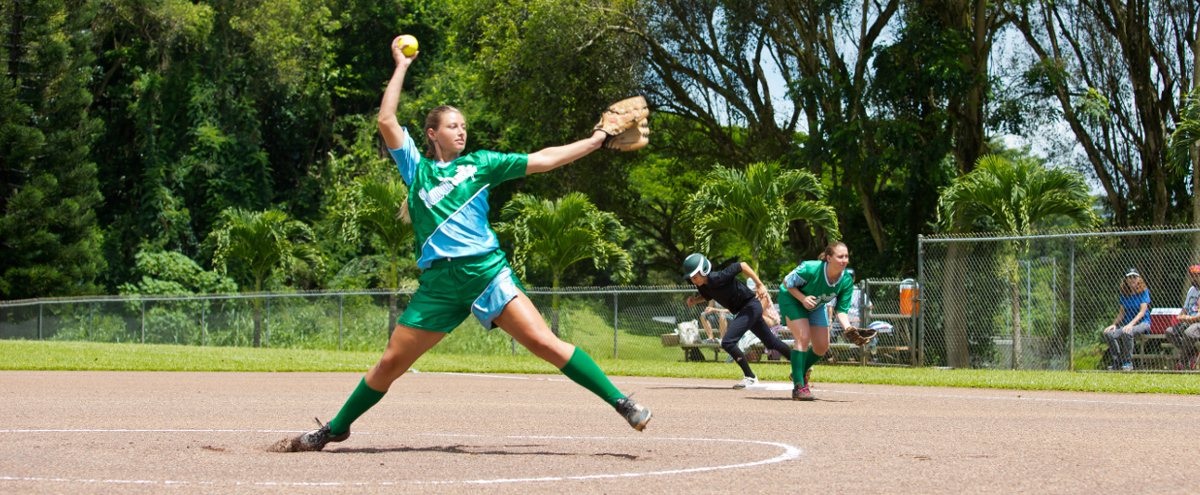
[2,340,1197,394]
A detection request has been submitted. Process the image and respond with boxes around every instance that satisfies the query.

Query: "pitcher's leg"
[495,293,651,430]
[329,325,445,435]
[496,293,620,403]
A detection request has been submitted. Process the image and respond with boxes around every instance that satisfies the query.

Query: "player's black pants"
[720,299,792,378]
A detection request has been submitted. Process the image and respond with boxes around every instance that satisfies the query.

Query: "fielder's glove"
[594,96,649,151]
[843,326,878,347]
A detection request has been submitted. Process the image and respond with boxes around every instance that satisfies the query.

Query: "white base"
[743,382,793,391]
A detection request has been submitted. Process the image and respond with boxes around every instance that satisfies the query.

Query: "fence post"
[38,303,43,340]
[1069,237,1076,372]
[201,301,207,346]
[265,296,271,348]
[140,299,145,343]
[338,294,344,352]
[917,236,925,367]
[613,289,619,359]
[88,303,94,341]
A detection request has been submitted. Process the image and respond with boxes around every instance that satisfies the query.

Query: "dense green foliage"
[1,0,1195,300]
[1,0,106,299]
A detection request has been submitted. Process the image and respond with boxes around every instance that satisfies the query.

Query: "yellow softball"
[397,35,418,57]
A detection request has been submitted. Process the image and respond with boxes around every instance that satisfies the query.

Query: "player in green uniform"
[294,36,650,451]
[777,242,855,401]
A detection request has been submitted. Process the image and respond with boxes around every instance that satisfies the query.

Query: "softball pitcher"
[294,36,650,451]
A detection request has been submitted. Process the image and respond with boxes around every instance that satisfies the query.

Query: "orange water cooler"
[900,279,919,315]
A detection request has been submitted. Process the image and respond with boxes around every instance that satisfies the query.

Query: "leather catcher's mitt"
[843,326,878,347]
[602,117,649,151]
[595,95,649,138]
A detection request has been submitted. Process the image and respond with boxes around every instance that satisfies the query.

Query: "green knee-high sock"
[327,377,386,435]
[803,348,822,370]
[560,348,625,408]
[790,350,804,385]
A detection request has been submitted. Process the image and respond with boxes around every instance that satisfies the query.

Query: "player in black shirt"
[683,254,794,388]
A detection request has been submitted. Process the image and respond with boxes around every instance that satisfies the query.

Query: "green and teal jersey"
[780,260,854,313]
[388,128,527,269]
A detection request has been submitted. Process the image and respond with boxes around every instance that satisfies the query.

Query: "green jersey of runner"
[388,128,527,269]
[780,260,855,313]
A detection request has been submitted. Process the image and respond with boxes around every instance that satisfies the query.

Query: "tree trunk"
[551,273,561,337]
[1191,34,1199,263]
[943,0,991,177]
[389,254,398,337]
[1010,279,1022,370]
[388,292,397,338]
[943,240,971,368]
[253,299,263,348]
[252,277,263,347]
[855,181,887,253]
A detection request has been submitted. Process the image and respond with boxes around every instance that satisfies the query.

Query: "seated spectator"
[1103,268,1151,371]
[699,300,733,344]
[746,279,782,328]
[1164,265,1200,370]
[747,279,788,360]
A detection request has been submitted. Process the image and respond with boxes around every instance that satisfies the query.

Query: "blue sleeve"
[784,270,802,289]
[387,127,421,186]
[1139,291,1151,306]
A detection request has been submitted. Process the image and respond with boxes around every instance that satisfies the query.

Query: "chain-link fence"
[919,226,1200,371]
[0,283,916,365]
[0,287,699,361]
[14,227,1194,372]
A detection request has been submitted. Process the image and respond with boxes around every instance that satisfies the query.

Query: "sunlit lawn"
[2,340,1197,395]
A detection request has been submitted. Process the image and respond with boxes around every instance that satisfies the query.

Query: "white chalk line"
[418,371,1200,408]
[0,431,801,487]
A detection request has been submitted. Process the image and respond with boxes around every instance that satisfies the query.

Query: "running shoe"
[733,376,758,389]
[1121,362,1133,371]
[788,369,812,387]
[615,397,651,431]
[792,383,815,401]
[299,418,350,451]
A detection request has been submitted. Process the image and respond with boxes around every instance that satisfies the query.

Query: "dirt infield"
[2,370,1198,494]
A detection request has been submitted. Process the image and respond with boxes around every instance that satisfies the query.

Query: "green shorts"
[777,290,830,327]
[397,250,525,333]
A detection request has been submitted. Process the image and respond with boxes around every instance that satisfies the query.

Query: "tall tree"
[495,192,632,336]
[209,208,323,346]
[0,0,106,299]
[1005,0,1198,226]
[763,0,900,255]
[686,161,839,273]
[939,154,1096,368]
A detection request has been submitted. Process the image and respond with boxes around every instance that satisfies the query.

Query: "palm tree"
[210,208,323,347]
[939,154,1096,368]
[686,161,839,272]
[327,177,415,333]
[494,192,632,336]
[1169,87,1200,262]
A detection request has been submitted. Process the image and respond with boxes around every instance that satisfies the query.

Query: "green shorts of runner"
[397,250,525,333]
[777,289,830,327]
